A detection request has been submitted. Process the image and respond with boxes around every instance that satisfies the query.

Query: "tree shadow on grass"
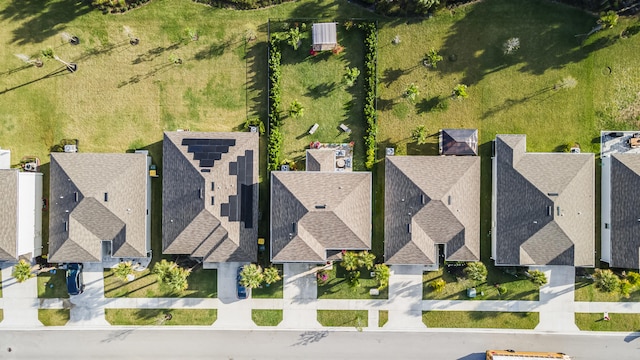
[305,82,338,99]
[246,39,268,119]
[380,67,410,88]
[131,43,182,65]
[192,39,241,61]
[0,66,70,96]
[415,96,440,114]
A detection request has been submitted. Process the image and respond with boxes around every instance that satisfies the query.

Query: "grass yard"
[37,269,69,298]
[252,309,283,326]
[378,310,388,327]
[103,266,217,298]
[38,309,70,326]
[105,308,217,325]
[273,20,367,169]
[0,309,3,322]
[423,311,539,329]
[576,313,640,331]
[376,0,640,266]
[422,266,539,301]
[575,276,640,302]
[317,310,367,327]
[317,265,388,299]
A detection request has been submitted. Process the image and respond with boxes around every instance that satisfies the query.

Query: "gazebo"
[439,129,478,156]
[312,22,338,51]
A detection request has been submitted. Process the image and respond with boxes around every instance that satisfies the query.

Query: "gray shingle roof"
[49,153,148,263]
[440,129,478,155]
[609,154,640,269]
[494,135,594,266]
[384,156,480,265]
[162,132,258,263]
[0,170,18,261]
[306,149,335,172]
[270,171,371,262]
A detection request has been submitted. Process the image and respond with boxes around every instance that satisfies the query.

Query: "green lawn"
[103,266,217,298]
[423,311,539,329]
[0,309,3,322]
[317,310,367,327]
[576,313,640,331]
[378,310,388,327]
[105,308,217,325]
[423,266,539,301]
[38,309,70,326]
[317,266,388,299]
[252,309,283,326]
[274,20,367,169]
[38,270,69,298]
[575,276,640,302]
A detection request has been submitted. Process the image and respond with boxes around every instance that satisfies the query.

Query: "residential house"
[48,152,151,263]
[0,148,43,262]
[384,155,480,266]
[162,131,258,265]
[491,134,594,266]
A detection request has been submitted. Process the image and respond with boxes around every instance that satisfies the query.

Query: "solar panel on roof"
[229,162,237,175]
[241,184,253,227]
[221,203,229,217]
[229,196,238,221]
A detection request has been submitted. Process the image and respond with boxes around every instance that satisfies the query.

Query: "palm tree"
[373,264,390,290]
[464,262,487,283]
[341,251,360,271]
[593,269,620,293]
[358,251,376,270]
[12,259,34,283]
[404,83,419,103]
[347,270,361,289]
[452,84,468,99]
[528,270,548,286]
[411,125,428,145]
[263,266,281,285]
[240,264,264,289]
[286,27,301,50]
[112,261,134,282]
[153,259,191,293]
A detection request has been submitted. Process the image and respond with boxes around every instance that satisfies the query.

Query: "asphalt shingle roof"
[306,149,335,172]
[162,131,258,263]
[48,153,148,263]
[610,154,640,269]
[0,170,18,261]
[384,156,480,265]
[494,135,594,266]
[270,171,371,262]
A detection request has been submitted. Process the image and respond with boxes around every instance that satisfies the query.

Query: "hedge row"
[192,0,294,10]
[360,22,378,170]
[267,37,283,171]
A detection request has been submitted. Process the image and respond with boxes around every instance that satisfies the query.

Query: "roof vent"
[64,221,68,232]
[557,206,561,216]
[421,194,427,205]
[74,192,78,202]
[407,223,412,233]
[104,193,108,202]
[292,222,297,233]
[548,192,558,196]
[447,195,452,205]
[315,204,326,209]
[199,188,203,199]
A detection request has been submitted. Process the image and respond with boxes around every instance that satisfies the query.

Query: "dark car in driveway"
[237,266,248,299]
[66,263,84,295]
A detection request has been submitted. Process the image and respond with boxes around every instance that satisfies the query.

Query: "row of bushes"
[91,0,152,13]
[192,0,294,10]
[361,22,378,170]
[267,37,283,171]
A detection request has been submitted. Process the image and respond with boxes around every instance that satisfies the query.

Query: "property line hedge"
[360,22,378,170]
[267,36,283,171]
[193,0,294,10]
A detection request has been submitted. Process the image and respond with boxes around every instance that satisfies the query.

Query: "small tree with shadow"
[452,84,468,99]
[347,270,361,289]
[423,48,443,68]
[289,100,304,118]
[112,261,134,282]
[153,259,191,293]
[358,251,376,270]
[598,10,619,29]
[286,27,301,51]
[12,259,34,283]
[430,278,446,293]
[343,66,360,87]
[593,268,620,293]
[528,270,548,286]
[404,83,419,103]
[464,262,487,283]
[411,125,428,145]
[263,266,281,286]
[341,251,360,271]
[626,271,640,286]
[240,264,264,289]
[373,264,390,290]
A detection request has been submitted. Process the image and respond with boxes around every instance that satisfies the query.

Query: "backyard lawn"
[38,309,70,326]
[103,266,217,298]
[252,309,283,326]
[317,309,367,327]
[423,311,539,329]
[423,265,539,301]
[575,313,640,331]
[38,269,69,298]
[317,265,388,300]
[105,308,217,325]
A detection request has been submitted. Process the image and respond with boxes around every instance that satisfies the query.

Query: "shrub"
[593,269,620,293]
[112,261,134,281]
[317,269,329,284]
[502,37,520,55]
[289,99,304,118]
[374,264,390,290]
[263,266,281,285]
[343,66,361,87]
[452,84,468,99]
[411,125,428,145]
[626,271,640,286]
[360,22,378,170]
[464,262,487,283]
[430,279,446,292]
[423,48,443,68]
[153,259,191,293]
[598,10,619,29]
[497,284,507,295]
[12,259,34,283]
[620,279,632,298]
[240,264,264,289]
[528,270,548,286]
[267,37,283,171]
[347,270,361,288]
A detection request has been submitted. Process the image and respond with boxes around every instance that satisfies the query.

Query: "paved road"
[0,328,638,360]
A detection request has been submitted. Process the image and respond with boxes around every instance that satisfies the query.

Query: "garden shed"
[312,22,338,51]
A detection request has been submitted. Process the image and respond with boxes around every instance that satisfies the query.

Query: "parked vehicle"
[236,267,248,299]
[66,263,84,295]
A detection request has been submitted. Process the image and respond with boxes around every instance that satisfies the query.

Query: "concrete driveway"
[0,263,41,327]
[212,262,253,329]
[68,263,109,326]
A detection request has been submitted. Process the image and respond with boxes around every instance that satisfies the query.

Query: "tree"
[430,278,445,292]
[289,99,304,118]
[263,266,281,285]
[286,27,301,50]
[423,48,443,68]
[502,37,520,55]
[358,251,376,270]
[411,125,428,145]
[593,268,620,293]
[464,262,487,283]
[528,270,548,286]
[452,84,468,99]
[341,251,360,271]
[343,66,361,87]
[153,259,191,293]
[620,279,632,298]
[240,264,264,289]
[112,261,134,281]
[347,270,361,289]
[12,259,34,283]
[598,10,619,29]
[373,264,390,290]
[416,0,439,14]
[404,83,419,103]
